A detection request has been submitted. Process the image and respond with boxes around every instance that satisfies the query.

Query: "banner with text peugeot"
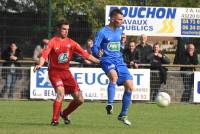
[30,67,150,100]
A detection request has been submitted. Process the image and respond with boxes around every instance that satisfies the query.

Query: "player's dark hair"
[56,19,69,28]
[109,8,123,17]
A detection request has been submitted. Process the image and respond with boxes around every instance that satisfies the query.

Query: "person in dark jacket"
[1,42,23,98]
[180,43,198,102]
[147,42,170,101]
[135,34,153,65]
[120,34,127,53]
[123,40,138,68]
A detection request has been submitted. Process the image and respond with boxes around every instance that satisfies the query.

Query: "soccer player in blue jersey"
[92,9,134,126]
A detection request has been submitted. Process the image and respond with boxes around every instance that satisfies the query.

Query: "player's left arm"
[92,31,104,58]
[74,41,100,64]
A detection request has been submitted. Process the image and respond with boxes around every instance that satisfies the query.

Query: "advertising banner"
[106,5,200,37]
[30,67,150,100]
[193,72,200,102]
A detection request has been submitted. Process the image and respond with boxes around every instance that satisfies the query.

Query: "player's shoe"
[60,112,71,124]
[118,115,131,126]
[105,105,113,115]
[51,120,59,126]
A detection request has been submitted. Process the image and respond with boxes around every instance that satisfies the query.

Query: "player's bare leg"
[106,69,118,114]
[118,80,134,126]
[61,91,84,124]
[51,86,65,126]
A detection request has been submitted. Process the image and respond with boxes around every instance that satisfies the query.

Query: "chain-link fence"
[0,66,196,103]
[150,71,194,103]
[0,67,30,99]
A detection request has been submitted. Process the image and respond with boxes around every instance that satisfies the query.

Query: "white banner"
[30,67,150,100]
[106,5,200,37]
[193,72,200,102]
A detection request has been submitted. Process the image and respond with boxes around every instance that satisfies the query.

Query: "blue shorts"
[100,58,133,86]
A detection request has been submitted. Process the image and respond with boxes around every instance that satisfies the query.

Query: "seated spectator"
[1,42,23,98]
[148,42,170,84]
[147,42,170,101]
[33,39,49,65]
[120,34,127,53]
[135,34,153,65]
[123,40,138,68]
[180,43,198,71]
[83,39,94,66]
[180,43,198,102]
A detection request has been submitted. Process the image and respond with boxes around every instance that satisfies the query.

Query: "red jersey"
[42,36,90,70]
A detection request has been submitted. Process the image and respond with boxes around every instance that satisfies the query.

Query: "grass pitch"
[0,101,199,134]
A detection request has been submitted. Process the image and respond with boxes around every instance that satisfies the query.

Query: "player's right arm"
[33,40,53,72]
[73,40,100,64]
[92,30,104,58]
[87,55,100,64]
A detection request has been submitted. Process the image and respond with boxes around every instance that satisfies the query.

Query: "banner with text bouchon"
[106,5,200,37]
[30,67,150,100]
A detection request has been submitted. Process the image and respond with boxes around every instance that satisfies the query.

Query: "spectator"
[135,34,153,65]
[123,40,138,68]
[180,43,198,102]
[147,42,170,101]
[33,39,49,65]
[120,34,127,53]
[83,39,94,66]
[1,42,23,98]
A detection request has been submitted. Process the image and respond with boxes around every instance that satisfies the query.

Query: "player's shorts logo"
[58,53,68,63]
[107,64,115,70]
[107,42,120,51]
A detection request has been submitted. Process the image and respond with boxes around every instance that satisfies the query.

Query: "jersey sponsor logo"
[58,53,68,63]
[107,42,120,51]
[66,44,71,48]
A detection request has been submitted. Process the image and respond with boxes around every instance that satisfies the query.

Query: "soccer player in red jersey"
[34,19,100,126]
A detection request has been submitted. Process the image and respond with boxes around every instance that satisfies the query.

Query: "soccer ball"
[156,92,171,107]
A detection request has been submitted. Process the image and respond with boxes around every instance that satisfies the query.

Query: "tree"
[1,0,199,57]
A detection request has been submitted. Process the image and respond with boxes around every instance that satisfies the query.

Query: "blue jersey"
[92,26,132,85]
[92,26,123,60]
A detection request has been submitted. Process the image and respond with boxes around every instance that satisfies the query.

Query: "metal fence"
[150,71,194,103]
[0,66,196,103]
[0,67,30,99]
